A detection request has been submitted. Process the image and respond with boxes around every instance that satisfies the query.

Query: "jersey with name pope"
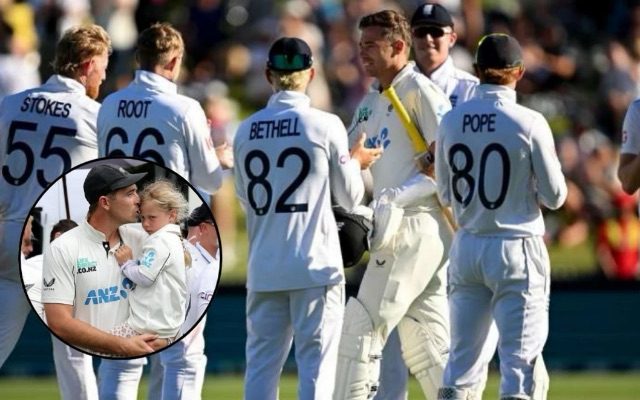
[42,220,147,332]
[234,90,364,292]
[97,70,222,193]
[0,75,99,282]
[435,84,567,237]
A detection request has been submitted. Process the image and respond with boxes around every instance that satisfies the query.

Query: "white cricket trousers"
[444,231,550,398]
[244,284,345,400]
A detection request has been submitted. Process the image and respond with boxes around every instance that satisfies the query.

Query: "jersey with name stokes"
[0,75,98,282]
[234,90,364,291]
[436,84,567,237]
[97,70,222,193]
[42,221,146,332]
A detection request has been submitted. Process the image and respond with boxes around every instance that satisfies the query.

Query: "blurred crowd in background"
[2,0,640,281]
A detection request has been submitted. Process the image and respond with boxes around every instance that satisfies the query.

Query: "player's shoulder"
[451,67,479,84]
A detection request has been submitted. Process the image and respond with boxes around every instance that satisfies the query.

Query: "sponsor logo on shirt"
[141,250,156,268]
[199,291,213,303]
[76,257,97,274]
[43,277,55,291]
[83,278,136,305]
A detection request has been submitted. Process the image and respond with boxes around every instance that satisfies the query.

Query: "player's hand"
[147,337,171,351]
[215,141,234,170]
[416,141,436,177]
[351,132,382,170]
[121,333,157,356]
[114,244,133,266]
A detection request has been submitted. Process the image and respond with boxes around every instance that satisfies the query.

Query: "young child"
[113,180,190,346]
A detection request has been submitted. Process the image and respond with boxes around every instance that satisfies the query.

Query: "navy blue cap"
[267,37,313,72]
[411,3,454,28]
[475,33,523,69]
[84,165,146,204]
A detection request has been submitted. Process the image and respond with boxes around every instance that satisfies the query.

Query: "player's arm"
[618,102,640,194]
[328,116,365,211]
[44,303,159,356]
[130,240,172,285]
[530,114,568,210]
[184,104,223,193]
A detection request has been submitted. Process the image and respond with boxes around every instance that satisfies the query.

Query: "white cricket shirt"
[436,84,568,236]
[347,62,451,206]
[179,241,218,336]
[42,220,147,332]
[126,223,186,338]
[427,56,478,108]
[621,99,640,214]
[97,70,222,193]
[234,90,364,291]
[0,75,99,282]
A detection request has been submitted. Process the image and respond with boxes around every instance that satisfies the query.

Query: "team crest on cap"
[424,4,434,15]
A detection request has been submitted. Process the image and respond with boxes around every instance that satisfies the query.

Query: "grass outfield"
[1,372,639,399]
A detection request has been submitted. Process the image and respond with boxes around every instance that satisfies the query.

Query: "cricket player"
[97,22,232,193]
[147,203,220,400]
[234,37,379,400]
[334,10,452,400]
[42,163,166,356]
[435,34,567,400]
[22,219,100,400]
[0,24,111,369]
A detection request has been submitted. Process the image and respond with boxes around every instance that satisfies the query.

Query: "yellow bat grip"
[382,86,428,153]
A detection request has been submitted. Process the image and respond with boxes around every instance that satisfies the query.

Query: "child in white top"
[113,180,190,344]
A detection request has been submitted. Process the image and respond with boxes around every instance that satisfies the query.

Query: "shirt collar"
[371,61,416,92]
[428,57,455,89]
[44,75,87,94]
[267,90,311,109]
[475,84,517,102]
[133,70,178,94]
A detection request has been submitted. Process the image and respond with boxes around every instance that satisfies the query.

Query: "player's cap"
[83,164,147,204]
[475,33,523,69]
[187,203,214,227]
[410,3,454,28]
[267,37,313,72]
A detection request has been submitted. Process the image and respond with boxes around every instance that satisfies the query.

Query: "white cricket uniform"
[123,223,187,338]
[97,70,223,193]
[0,74,98,368]
[621,99,640,215]
[22,254,99,400]
[435,84,567,398]
[147,241,218,400]
[42,220,147,335]
[376,57,481,400]
[336,62,452,400]
[234,90,364,400]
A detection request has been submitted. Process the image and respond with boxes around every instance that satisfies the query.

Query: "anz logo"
[365,127,392,150]
[84,278,136,305]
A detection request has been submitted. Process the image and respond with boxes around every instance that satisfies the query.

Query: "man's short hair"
[136,22,184,71]
[50,219,78,242]
[53,24,112,78]
[359,9,412,50]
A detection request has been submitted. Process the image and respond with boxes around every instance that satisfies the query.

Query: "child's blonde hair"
[140,180,191,266]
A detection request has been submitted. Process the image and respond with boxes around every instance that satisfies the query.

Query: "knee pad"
[397,317,448,400]
[531,355,549,400]
[334,298,383,400]
[438,387,482,400]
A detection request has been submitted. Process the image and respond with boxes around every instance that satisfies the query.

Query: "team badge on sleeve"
[141,250,156,268]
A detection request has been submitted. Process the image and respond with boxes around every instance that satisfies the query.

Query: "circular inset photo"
[20,157,221,359]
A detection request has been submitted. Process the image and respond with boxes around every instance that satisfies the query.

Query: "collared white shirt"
[426,56,479,108]
[348,62,451,203]
[97,70,222,193]
[0,74,99,282]
[126,223,187,338]
[234,90,364,291]
[42,220,147,331]
[436,84,567,236]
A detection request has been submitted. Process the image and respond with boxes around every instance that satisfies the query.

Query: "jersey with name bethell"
[127,223,186,338]
[347,61,451,203]
[427,56,478,108]
[42,220,147,332]
[620,99,640,214]
[0,75,99,282]
[234,90,364,292]
[97,70,222,193]
[179,241,218,336]
[435,84,567,237]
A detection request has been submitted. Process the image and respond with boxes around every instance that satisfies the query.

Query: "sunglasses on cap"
[412,26,451,39]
